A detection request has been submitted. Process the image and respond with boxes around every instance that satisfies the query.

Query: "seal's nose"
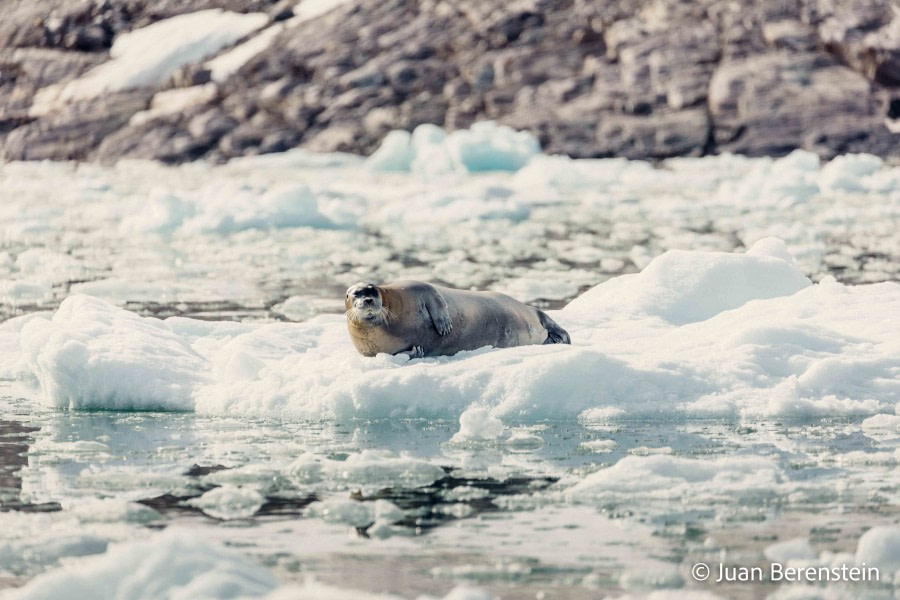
[363,298,374,305]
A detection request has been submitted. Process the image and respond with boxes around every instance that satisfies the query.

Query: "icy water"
[2,395,899,599]
[1,144,900,599]
[1,150,898,323]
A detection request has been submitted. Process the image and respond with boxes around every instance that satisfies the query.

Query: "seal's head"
[345,282,388,327]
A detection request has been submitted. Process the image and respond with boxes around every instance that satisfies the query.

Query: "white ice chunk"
[818,153,885,193]
[331,449,445,489]
[305,498,376,527]
[578,439,618,453]
[181,183,333,233]
[855,526,900,576]
[0,280,53,306]
[567,455,783,503]
[20,294,208,410]
[188,484,265,520]
[566,240,811,324]
[365,122,540,175]
[444,121,541,173]
[32,9,269,114]
[5,532,278,600]
[364,130,415,172]
[450,406,504,442]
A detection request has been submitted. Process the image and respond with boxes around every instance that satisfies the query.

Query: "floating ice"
[365,187,530,231]
[451,407,504,443]
[179,183,334,234]
[578,439,618,453]
[372,499,405,524]
[855,526,900,576]
[0,280,52,306]
[628,446,673,456]
[188,484,265,520]
[5,533,278,600]
[860,413,900,441]
[764,538,817,563]
[565,237,811,324]
[306,498,404,536]
[364,130,416,172]
[305,498,376,527]
[331,449,446,489]
[566,454,783,503]
[283,453,325,486]
[12,241,900,421]
[64,498,162,525]
[818,154,886,193]
[0,533,109,577]
[443,121,541,172]
[490,276,581,303]
[365,122,540,175]
[21,294,208,410]
[31,9,269,114]
[618,566,684,591]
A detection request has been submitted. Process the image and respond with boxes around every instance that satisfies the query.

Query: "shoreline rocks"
[1,0,897,163]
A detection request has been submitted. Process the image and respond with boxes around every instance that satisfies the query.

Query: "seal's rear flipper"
[538,310,571,345]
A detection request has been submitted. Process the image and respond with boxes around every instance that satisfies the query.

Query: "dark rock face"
[0,0,898,163]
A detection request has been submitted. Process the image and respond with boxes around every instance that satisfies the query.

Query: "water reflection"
[0,419,59,513]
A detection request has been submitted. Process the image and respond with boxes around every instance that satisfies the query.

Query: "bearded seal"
[344,280,571,358]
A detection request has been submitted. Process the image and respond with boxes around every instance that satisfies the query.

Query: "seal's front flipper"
[423,287,453,335]
[538,310,571,345]
[398,345,425,359]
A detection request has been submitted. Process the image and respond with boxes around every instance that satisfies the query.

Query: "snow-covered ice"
[5,237,896,422]
[206,0,356,82]
[1,125,899,598]
[31,9,268,114]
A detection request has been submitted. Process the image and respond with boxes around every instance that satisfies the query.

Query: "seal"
[344,280,571,358]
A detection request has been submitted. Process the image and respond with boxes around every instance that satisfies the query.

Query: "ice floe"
[4,238,898,422]
[188,484,265,520]
[5,529,497,600]
[5,532,278,600]
[20,294,208,410]
[365,122,541,175]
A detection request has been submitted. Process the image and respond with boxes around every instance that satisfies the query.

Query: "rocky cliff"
[1,0,898,163]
